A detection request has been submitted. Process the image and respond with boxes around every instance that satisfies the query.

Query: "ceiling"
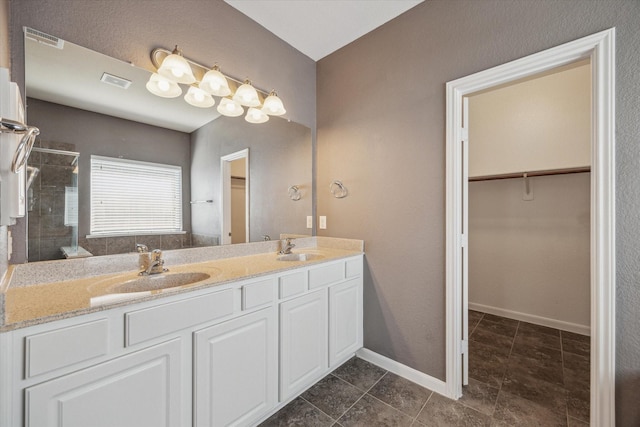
[224,0,425,61]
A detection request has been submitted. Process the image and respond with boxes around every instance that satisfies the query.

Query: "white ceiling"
[224,0,425,61]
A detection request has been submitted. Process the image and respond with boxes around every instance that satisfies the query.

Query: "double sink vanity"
[0,236,364,427]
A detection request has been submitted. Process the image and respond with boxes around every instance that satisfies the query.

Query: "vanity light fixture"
[262,90,286,116]
[217,98,244,117]
[233,80,261,107]
[157,46,196,84]
[245,107,269,124]
[200,65,231,97]
[184,86,215,108]
[147,46,286,124]
[146,73,182,98]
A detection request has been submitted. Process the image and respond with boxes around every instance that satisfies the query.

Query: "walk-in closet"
[465,59,592,424]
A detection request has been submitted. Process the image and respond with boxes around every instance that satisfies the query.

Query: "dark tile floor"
[260,311,590,426]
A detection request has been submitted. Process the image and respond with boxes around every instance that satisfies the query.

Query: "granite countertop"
[1,237,364,331]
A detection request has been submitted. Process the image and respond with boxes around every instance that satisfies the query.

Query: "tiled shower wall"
[77,232,206,257]
[27,141,77,262]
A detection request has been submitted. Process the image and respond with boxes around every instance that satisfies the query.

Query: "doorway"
[220,149,249,245]
[445,29,615,426]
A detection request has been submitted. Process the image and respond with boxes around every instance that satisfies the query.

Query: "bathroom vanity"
[0,238,363,427]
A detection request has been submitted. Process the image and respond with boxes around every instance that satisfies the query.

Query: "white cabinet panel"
[329,278,363,367]
[279,289,328,401]
[25,339,182,427]
[242,278,276,310]
[194,308,277,427]
[309,261,344,289]
[125,289,234,346]
[279,270,307,299]
[25,318,108,378]
[345,258,363,279]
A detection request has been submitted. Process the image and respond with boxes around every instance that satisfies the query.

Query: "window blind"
[90,155,182,235]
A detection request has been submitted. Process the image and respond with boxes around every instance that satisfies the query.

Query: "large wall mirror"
[24,29,312,262]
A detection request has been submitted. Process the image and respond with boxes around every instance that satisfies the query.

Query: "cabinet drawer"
[126,289,234,346]
[345,257,363,278]
[25,319,109,378]
[242,278,275,310]
[279,271,307,299]
[309,262,345,289]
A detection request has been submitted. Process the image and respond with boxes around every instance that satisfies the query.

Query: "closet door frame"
[445,28,616,426]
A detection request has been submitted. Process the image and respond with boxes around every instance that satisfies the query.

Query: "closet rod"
[469,166,590,182]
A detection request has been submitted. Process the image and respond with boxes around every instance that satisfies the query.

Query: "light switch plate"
[306,216,313,228]
[319,216,327,229]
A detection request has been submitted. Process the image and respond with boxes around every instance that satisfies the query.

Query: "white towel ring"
[330,180,348,198]
[288,185,302,201]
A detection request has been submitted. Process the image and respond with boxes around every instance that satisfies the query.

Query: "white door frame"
[220,149,249,245]
[445,28,616,426]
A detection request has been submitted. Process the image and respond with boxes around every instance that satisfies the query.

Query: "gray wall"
[26,98,191,235]
[0,0,9,69]
[191,116,312,242]
[7,0,316,264]
[316,1,640,424]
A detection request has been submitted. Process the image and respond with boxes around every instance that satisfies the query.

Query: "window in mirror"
[90,156,182,236]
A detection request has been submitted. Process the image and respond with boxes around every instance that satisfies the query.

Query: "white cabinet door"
[25,339,182,427]
[194,307,277,427]
[329,278,363,367]
[279,289,328,401]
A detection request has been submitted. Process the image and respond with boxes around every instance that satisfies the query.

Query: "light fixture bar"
[150,47,271,98]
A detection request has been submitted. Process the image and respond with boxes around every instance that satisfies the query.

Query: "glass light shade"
[232,80,261,107]
[245,107,269,124]
[184,86,215,108]
[146,73,182,98]
[217,98,244,117]
[157,47,196,84]
[262,91,286,116]
[199,67,231,97]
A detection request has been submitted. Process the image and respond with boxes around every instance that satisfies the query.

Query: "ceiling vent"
[24,27,64,49]
[100,73,132,90]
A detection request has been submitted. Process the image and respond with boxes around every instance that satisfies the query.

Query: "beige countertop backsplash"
[1,237,364,331]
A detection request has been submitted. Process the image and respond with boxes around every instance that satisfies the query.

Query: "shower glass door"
[27,146,80,261]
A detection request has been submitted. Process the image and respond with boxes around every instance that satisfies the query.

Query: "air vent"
[100,73,132,89]
[24,27,64,49]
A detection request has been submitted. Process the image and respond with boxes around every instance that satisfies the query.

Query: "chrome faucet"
[278,238,295,255]
[137,244,168,275]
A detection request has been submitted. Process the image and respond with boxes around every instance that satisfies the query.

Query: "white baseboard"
[356,348,449,397]
[469,302,590,336]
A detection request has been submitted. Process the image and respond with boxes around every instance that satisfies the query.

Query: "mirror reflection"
[24,29,312,262]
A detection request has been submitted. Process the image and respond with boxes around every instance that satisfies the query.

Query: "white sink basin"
[277,253,324,262]
[109,272,211,293]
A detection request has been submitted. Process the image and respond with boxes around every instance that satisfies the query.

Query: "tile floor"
[260,311,590,426]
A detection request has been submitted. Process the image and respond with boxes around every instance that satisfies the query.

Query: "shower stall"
[27,147,79,261]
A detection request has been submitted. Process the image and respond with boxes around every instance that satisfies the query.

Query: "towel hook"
[330,180,348,198]
[288,185,302,201]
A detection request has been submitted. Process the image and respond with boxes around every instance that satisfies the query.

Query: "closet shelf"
[469,166,590,182]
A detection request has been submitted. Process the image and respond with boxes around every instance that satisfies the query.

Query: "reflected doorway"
[220,149,249,245]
